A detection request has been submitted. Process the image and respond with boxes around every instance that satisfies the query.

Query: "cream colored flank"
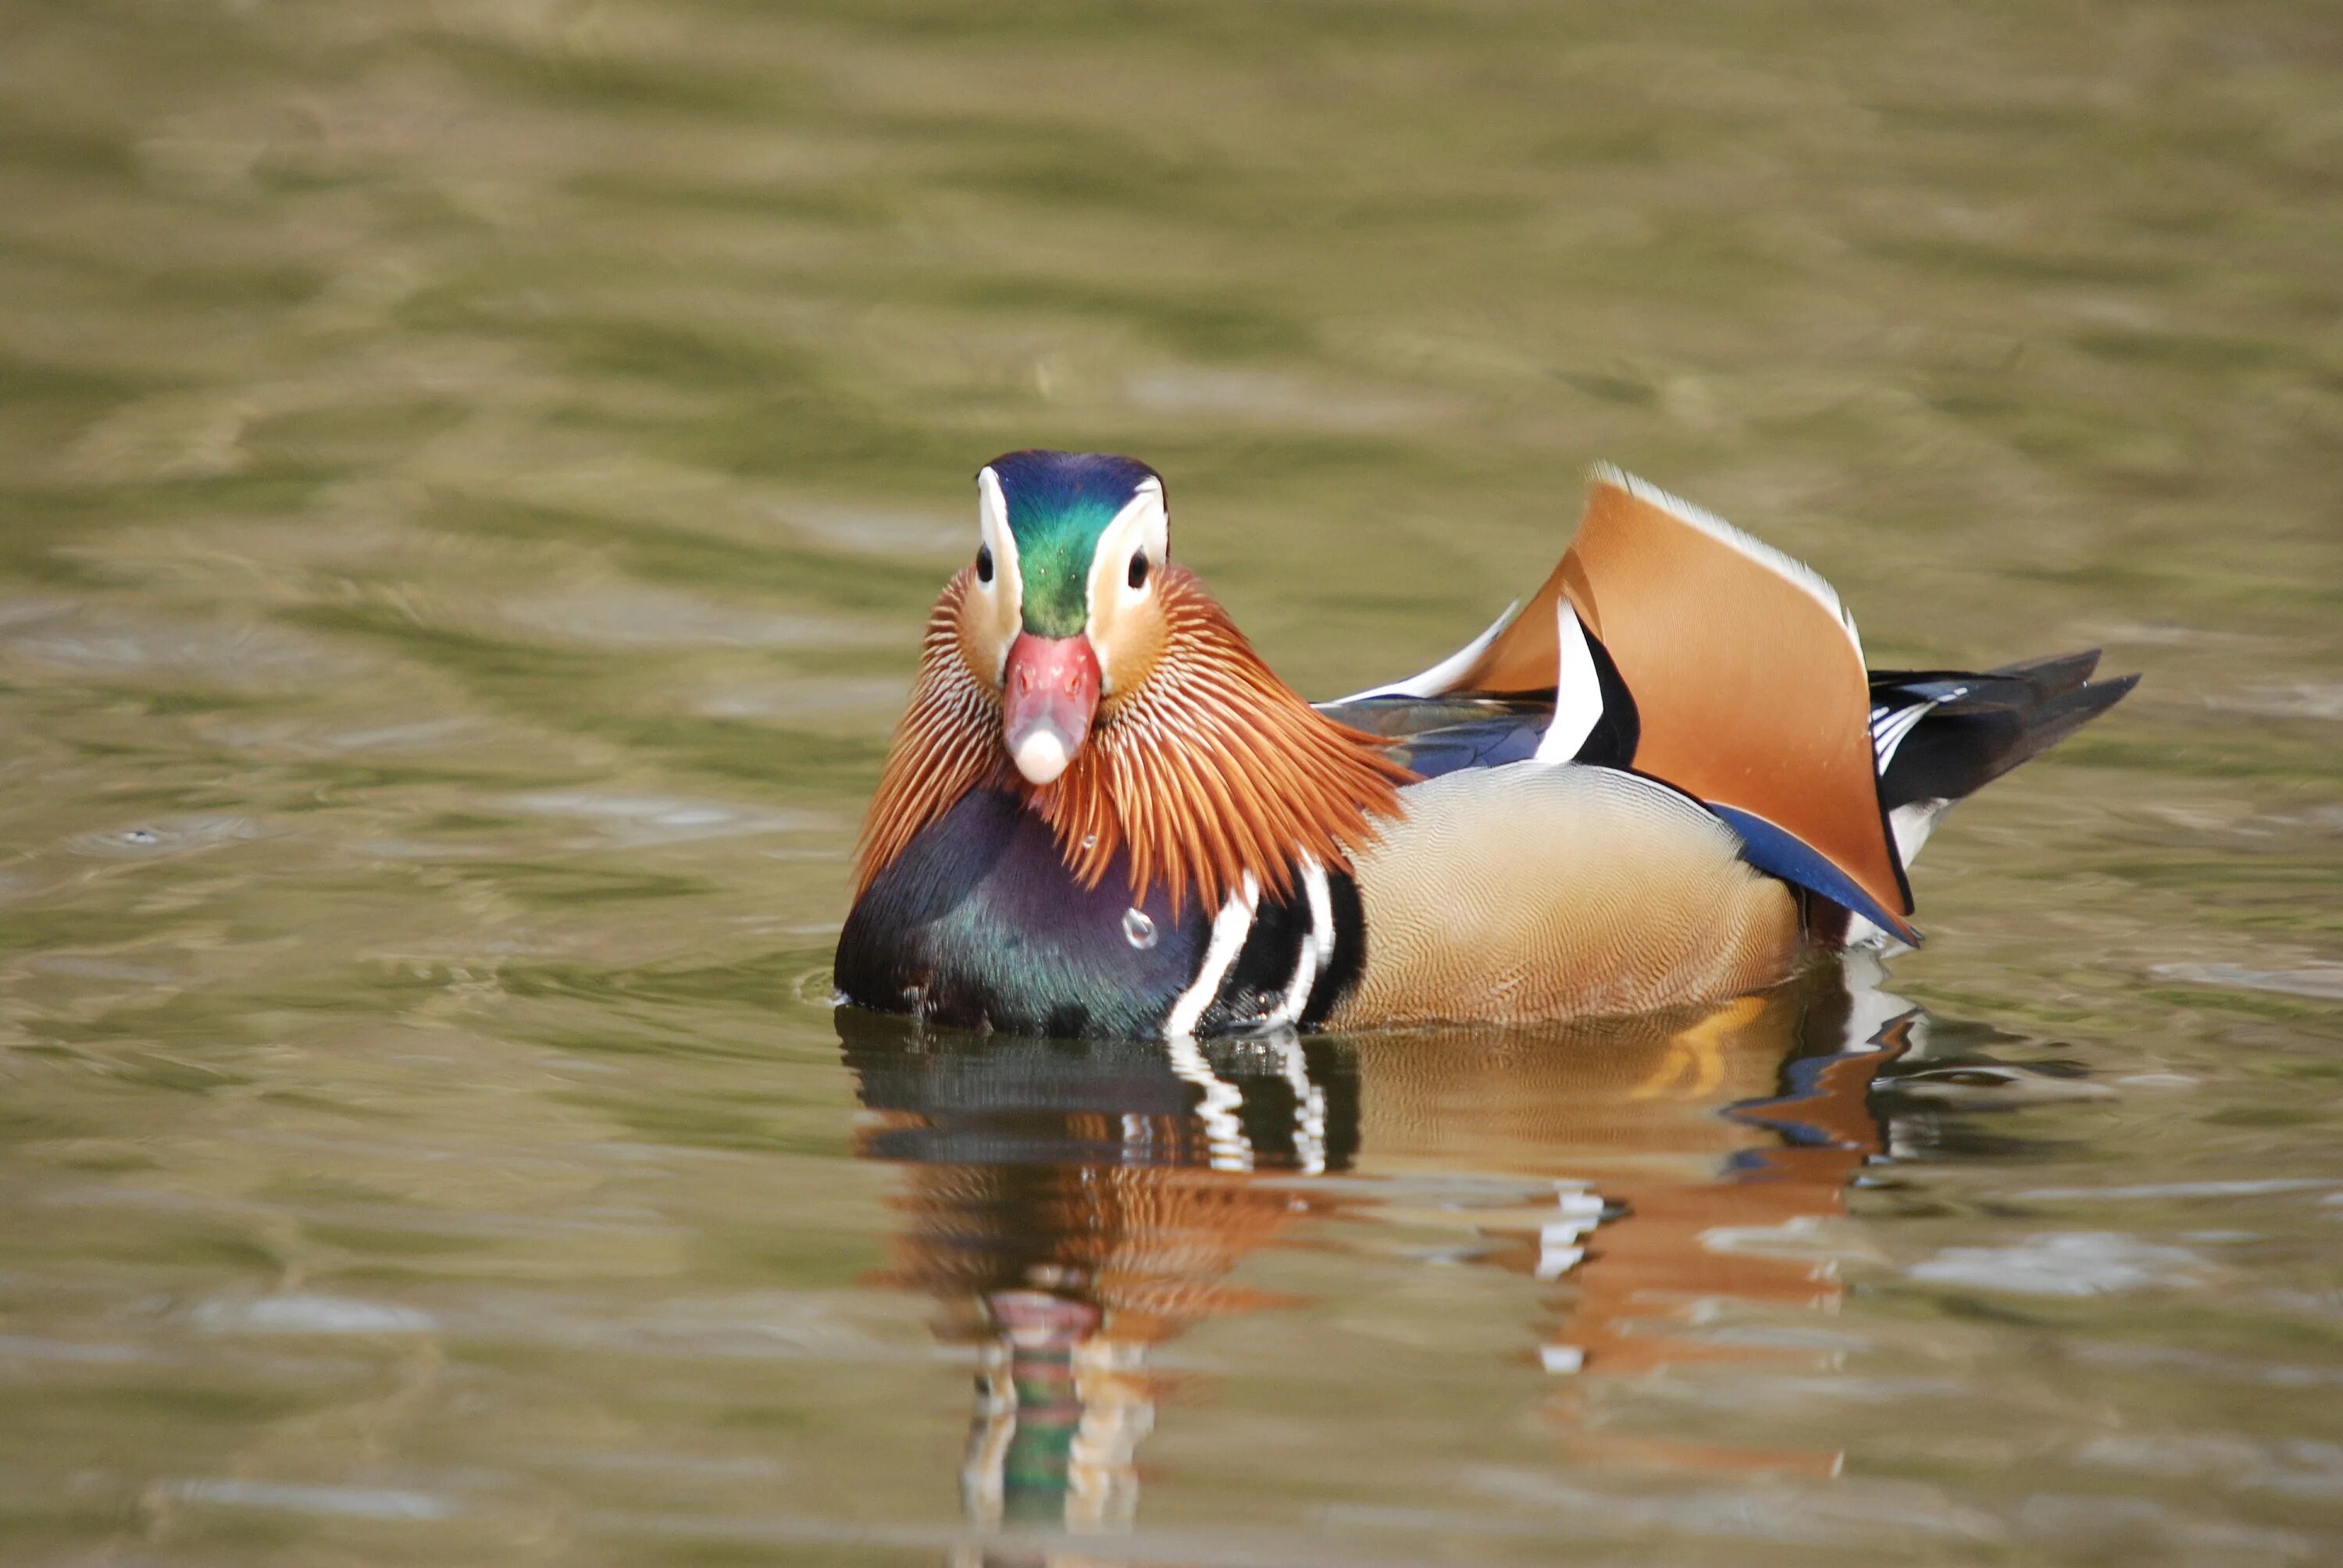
[1331,764,1803,1029]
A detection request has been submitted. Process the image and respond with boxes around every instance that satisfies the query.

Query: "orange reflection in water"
[840,965,1917,1544]
[1351,987,1913,1477]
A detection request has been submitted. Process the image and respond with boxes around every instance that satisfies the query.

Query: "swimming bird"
[836,451,2133,1040]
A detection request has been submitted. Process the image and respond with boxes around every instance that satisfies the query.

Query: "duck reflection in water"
[839,957,1967,1548]
[843,1019,1357,1537]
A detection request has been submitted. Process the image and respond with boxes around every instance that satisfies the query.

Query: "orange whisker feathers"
[854,566,1412,918]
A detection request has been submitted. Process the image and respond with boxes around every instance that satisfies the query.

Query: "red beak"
[1001,633,1100,786]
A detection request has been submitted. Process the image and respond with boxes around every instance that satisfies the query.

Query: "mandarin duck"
[836,451,2133,1040]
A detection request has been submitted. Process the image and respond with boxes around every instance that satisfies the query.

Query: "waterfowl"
[836,451,2133,1040]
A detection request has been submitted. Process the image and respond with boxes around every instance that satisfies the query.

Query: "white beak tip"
[1012,731,1071,786]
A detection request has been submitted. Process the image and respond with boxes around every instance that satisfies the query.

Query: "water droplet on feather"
[1081,834,1098,850]
[1122,908,1157,950]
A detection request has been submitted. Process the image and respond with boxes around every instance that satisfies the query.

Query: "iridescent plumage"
[837,453,2134,1039]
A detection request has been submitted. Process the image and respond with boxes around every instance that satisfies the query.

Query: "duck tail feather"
[1985,647,2103,695]
[1876,654,2135,811]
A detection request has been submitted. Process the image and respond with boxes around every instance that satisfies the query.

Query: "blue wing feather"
[1709,804,1921,943]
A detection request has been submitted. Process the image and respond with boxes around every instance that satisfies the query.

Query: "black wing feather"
[1870,650,2135,811]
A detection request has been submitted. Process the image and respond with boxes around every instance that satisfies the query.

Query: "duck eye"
[975,543,993,584]
[1127,551,1150,590]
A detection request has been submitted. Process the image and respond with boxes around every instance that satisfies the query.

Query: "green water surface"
[2,2,2341,1563]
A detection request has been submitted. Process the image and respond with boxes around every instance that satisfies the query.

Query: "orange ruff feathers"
[854,565,1410,920]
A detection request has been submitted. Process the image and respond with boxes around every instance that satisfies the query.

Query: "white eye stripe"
[1128,475,1168,555]
[1082,479,1168,692]
[972,466,1023,682]
[1085,475,1167,597]
[975,471,1023,590]
[975,467,1006,536]
[974,467,1020,593]
[1103,479,1168,577]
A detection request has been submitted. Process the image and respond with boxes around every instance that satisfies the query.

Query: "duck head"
[958,451,1169,786]
[857,450,1408,919]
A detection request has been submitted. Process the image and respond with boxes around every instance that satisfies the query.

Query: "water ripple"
[1909,1231,2209,1297]
[157,1478,456,1521]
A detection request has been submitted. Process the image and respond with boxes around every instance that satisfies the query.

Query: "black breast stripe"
[1194,877,1310,1036]
[1300,869,1364,1030]
[1187,861,1366,1038]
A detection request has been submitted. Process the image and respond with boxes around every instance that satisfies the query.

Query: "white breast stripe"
[1163,873,1260,1039]
[1533,599,1603,763]
[1303,858,1335,965]
[1268,857,1332,1029]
